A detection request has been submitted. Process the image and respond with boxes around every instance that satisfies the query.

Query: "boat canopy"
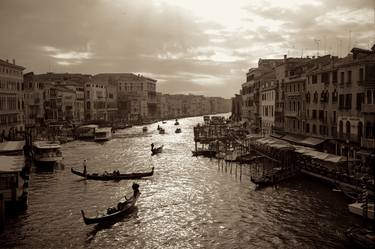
[0,155,24,172]
[33,141,61,149]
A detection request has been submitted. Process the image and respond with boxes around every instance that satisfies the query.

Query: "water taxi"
[94,127,112,142]
[76,124,98,139]
[32,141,63,166]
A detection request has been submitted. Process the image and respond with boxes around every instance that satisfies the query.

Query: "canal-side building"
[84,80,107,121]
[242,59,282,133]
[335,47,375,160]
[231,94,242,122]
[23,72,45,128]
[273,56,310,137]
[260,71,276,135]
[95,73,157,123]
[0,59,25,138]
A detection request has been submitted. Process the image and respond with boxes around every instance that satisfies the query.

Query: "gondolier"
[83,160,87,176]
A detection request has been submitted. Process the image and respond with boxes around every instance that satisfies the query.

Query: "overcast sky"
[0,0,374,98]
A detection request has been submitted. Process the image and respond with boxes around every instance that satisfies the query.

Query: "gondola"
[151,145,163,155]
[162,121,167,124]
[71,167,154,180]
[250,176,273,188]
[81,183,140,225]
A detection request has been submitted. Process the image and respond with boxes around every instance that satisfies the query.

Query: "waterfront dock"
[193,120,375,195]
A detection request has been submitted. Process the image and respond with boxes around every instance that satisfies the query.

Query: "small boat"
[142,126,148,132]
[250,176,274,188]
[175,128,182,133]
[71,167,154,180]
[159,128,165,134]
[174,119,179,125]
[345,226,375,249]
[157,125,162,131]
[94,127,112,142]
[151,144,163,155]
[162,121,167,124]
[348,202,374,220]
[81,183,140,225]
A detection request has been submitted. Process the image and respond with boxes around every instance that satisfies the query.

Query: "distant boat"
[174,119,179,125]
[151,145,163,155]
[348,202,374,220]
[71,167,154,180]
[94,127,112,142]
[175,128,182,133]
[142,126,148,132]
[81,183,140,225]
[162,121,167,124]
[345,226,375,249]
[159,128,165,134]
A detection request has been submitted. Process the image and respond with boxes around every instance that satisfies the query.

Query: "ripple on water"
[0,116,356,249]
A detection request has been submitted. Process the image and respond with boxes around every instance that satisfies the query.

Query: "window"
[340,72,345,84]
[319,110,324,121]
[312,124,317,134]
[359,68,364,82]
[345,94,352,110]
[312,110,317,119]
[339,94,345,109]
[346,121,351,138]
[347,71,352,84]
[321,72,329,84]
[306,123,310,133]
[356,93,363,111]
[332,71,338,83]
[333,111,336,123]
[312,75,317,84]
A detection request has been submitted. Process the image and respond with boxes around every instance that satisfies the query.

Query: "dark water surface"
[0,116,360,248]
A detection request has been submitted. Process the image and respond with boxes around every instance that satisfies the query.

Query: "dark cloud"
[0,0,373,98]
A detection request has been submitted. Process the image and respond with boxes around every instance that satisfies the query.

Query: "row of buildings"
[0,59,231,136]
[231,45,375,162]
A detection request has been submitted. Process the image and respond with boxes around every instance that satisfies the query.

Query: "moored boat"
[76,124,98,139]
[175,128,182,133]
[32,141,63,167]
[71,167,154,180]
[159,128,165,134]
[348,202,374,220]
[81,183,140,225]
[345,226,375,249]
[94,127,112,142]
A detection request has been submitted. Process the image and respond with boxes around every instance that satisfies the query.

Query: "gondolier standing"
[83,160,87,176]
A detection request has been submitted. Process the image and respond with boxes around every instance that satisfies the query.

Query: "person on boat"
[83,160,87,176]
[157,124,160,130]
[132,182,140,197]
[151,143,154,151]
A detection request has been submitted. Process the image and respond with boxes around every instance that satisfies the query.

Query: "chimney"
[12,59,15,65]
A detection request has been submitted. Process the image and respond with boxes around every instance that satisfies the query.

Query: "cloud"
[0,0,374,98]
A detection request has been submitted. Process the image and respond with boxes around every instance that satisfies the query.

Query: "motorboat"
[94,127,112,142]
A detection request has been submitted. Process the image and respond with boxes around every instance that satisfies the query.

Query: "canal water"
[0,116,361,248]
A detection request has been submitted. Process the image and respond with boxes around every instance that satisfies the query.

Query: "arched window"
[339,120,343,137]
[312,124,316,134]
[346,121,351,138]
[366,122,373,138]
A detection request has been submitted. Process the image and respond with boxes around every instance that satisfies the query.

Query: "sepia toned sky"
[0,0,374,98]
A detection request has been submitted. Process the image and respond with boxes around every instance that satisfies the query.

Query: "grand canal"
[0,116,361,248]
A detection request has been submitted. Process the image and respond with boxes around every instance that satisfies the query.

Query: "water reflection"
[0,116,359,249]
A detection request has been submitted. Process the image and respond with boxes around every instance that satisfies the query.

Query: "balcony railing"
[361,137,375,149]
[362,104,375,113]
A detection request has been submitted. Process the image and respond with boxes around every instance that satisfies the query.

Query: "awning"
[281,134,304,144]
[299,137,326,147]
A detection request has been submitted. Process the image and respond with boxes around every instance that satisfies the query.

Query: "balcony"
[362,104,375,113]
[361,137,375,149]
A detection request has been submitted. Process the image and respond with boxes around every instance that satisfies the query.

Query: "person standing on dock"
[83,160,87,176]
